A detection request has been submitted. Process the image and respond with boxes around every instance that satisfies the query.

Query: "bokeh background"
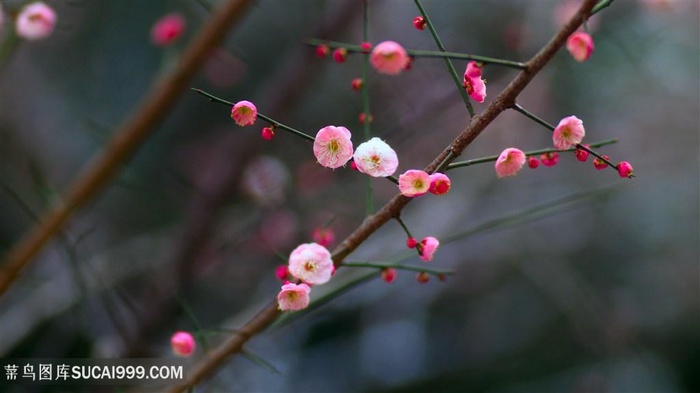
[0,0,698,392]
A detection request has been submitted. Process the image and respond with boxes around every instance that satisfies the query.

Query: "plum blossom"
[170,331,196,357]
[277,282,311,311]
[16,2,56,41]
[398,169,431,197]
[288,243,334,285]
[419,236,440,262]
[313,125,354,169]
[428,173,451,195]
[230,100,257,126]
[566,31,594,62]
[553,115,585,149]
[370,41,410,75]
[151,12,186,46]
[353,137,399,177]
[463,61,487,103]
[495,148,526,178]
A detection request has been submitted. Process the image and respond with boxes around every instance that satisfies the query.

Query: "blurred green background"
[0,0,698,392]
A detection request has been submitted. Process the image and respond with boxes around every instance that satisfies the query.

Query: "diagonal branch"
[0,0,253,297]
[166,1,597,391]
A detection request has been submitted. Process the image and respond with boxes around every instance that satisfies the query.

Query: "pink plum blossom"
[463,61,487,103]
[617,161,634,178]
[288,243,334,285]
[370,41,410,75]
[553,115,585,149]
[495,148,526,178]
[151,12,186,46]
[398,169,431,197]
[170,331,196,357]
[230,100,257,126]
[419,236,440,262]
[566,31,594,62]
[313,125,354,169]
[16,2,56,41]
[428,173,451,195]
[353,137,399,177]
[277,282,311,311]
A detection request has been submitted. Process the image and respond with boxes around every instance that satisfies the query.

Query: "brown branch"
[166,1,597,391]
[0,0,253,298]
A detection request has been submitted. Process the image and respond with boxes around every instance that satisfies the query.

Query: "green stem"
[192,88,315,142]
[447,139,618,169]
[511,103,620,170]
[413,0,476,118]
[362,0,374,215]
[395,216,414,239]
[591,0,615,16]
[305,39,526,69]
[342,261,454,276]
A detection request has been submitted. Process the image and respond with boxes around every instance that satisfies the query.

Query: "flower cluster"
[398,171,451,197]
[277,243,334,311]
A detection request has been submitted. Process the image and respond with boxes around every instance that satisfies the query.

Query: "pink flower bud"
[527,156,540,169]
[275,265,289,281]
[315,44,330,58]
[151,12,185,46]
[381,268,397,283]
[16,2,56,41]
[575,145,590,162]
[419,236,440,262]
[593,155,609,170]
[332,48,347,63]
[416,272,430,284]
[617,161,634,178]
[540,152,560,167]
[370,41,410,75]
[312,228,335,247]
[413,16,427,30]
[428,173,451,195]
[566,31,594,62]
[170,331,196,357]
[351,78,364,91]
[406,237,418,249]
[360,42,373,53]
[261,127,275,140]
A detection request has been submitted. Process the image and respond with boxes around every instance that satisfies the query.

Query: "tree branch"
[166,0,597,391]
[0,0,253,297]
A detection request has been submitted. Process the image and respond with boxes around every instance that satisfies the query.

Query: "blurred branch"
[166,1,598,391]
[0,0,253,298]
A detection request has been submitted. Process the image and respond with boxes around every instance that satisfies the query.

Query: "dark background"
[0,0,698,391]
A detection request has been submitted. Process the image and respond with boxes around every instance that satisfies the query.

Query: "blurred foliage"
[0,0,698,392]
